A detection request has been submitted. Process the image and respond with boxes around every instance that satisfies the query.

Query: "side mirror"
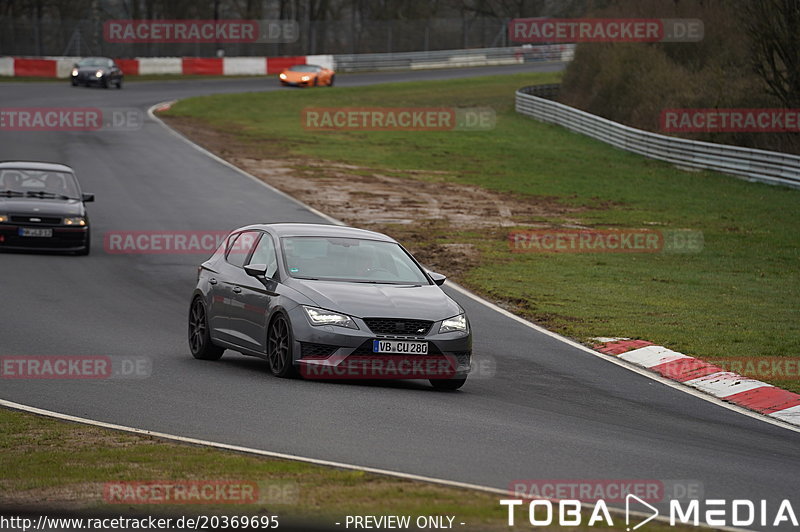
[244,263,268,278]
[428,271,446,286]
[82,193,95,203]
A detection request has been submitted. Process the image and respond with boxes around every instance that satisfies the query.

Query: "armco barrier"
[182,57,223,76]
[333,44,573,72]
[14,58,56,77]
[0,46,570,79]
[516,85,800,189]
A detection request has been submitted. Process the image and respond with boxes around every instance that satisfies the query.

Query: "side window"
[226,231,258,268]
[248,233,278,278]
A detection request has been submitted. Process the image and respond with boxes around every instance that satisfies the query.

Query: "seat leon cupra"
[189,223,472,390]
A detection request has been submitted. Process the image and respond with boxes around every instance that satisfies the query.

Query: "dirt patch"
[163,116,584,279]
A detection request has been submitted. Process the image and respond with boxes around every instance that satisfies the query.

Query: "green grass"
[1,408,703,532]
[162,71,800,392]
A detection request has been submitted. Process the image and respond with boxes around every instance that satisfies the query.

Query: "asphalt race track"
[2,63,799,527]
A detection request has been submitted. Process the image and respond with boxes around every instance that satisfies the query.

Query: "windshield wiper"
[0,190,25,197]
[25,191,77,200]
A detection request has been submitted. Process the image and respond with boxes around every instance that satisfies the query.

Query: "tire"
[267,314,297,378]
[430,377,467,391]
[328,75,335,87]
[116,78,123,89]
[71,80,78,87]
[189,297,225,360]
[101,77,109,89]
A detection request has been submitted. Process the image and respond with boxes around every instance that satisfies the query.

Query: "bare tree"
[742,0,800,108]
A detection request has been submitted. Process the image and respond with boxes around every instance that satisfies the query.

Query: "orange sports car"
[279,64,335,87]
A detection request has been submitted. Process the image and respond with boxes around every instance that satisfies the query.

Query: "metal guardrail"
[516,85,800,189]
[333,45,574,72]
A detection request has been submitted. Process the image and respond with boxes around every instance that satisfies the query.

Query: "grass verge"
[1,407,707,531]
[159,70,800,393]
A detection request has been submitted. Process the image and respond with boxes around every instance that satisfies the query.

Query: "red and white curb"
[593,338,800,427]
[0,54,334,78]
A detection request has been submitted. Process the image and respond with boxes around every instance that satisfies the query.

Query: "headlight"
[303,306,358,329]
[71,68,78,77]
[0,214,7,223]
[301,75,310,81]
[63,216,87,226]
[279,73,287,79]
[439,313,467,334]
[95,70,103,78]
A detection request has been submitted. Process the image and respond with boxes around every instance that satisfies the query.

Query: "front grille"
[300,342,338,359]
[10,215,62,224]
[363,318,433,336]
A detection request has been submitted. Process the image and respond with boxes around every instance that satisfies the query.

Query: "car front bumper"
[0,225,89,252]
[286,306,472,380]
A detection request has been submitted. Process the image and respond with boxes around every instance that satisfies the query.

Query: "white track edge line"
[0,398,750,532]
[147,99,800,436]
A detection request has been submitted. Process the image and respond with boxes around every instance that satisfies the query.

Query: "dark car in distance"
[71,57,123,89]
[0,162,94,255]
[189,223,472,390]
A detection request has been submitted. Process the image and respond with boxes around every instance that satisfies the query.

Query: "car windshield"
[282,236,430,284]
[288,65,320,72]
[0,169,80,199]
[77,58,111,68]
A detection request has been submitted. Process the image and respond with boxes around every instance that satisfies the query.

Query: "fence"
[333,44,573,72]
[0,17,518,57]
[515,85,800,189]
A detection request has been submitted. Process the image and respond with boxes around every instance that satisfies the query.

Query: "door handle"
[232,286,242,294]
[209,278,217,285]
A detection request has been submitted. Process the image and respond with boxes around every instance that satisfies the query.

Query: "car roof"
[0,161,75,173]
[240,223,395,242]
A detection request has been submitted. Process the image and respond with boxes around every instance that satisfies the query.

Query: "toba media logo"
[501,497,798,529]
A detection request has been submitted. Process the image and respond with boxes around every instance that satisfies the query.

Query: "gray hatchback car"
[189,223,472,389]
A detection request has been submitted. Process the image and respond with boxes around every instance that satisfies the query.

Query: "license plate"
[19,227,53,237]
[373,340,428,354]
